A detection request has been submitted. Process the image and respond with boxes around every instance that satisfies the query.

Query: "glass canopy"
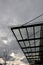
[11,23,43,65]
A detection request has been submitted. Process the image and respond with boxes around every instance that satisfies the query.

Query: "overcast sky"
[0,0,43,65]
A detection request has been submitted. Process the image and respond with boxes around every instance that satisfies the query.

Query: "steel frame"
[11,23,43,65]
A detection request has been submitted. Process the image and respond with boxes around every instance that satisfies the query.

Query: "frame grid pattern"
[11,23,43,65]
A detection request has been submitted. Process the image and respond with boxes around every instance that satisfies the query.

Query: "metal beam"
[11,23,43,30]
[24,51,43,54]
[18,37,43,42]
[22,45,43,49]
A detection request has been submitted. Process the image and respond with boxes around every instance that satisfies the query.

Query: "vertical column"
[39,25,43,64]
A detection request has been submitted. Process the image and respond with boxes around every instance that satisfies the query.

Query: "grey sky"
[0,0,43,65]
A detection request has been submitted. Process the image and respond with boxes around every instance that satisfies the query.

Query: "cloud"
[0,0,43,26]
[0,0,43,65]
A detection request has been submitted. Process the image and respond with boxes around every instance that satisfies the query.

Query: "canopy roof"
[11,23,43,65]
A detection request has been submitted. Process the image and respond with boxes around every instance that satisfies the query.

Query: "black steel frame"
[11,23,43,65]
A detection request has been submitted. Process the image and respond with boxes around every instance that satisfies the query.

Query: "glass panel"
[35,40,40,46]
[36,47,39,51]
[25,41,29,47]
[20,42,25,47]
[30,40,34,46]
[32,53,35,56]
[35,26,41,38]
[32,48,35,52]
[23,49,27,52]
[27,48,31,52]
[27,27,34,39]
[26,54,28,56]
[13,29,21,40]
[29,53,32,56]
[20,28,27,39]
[35,53,39,56]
